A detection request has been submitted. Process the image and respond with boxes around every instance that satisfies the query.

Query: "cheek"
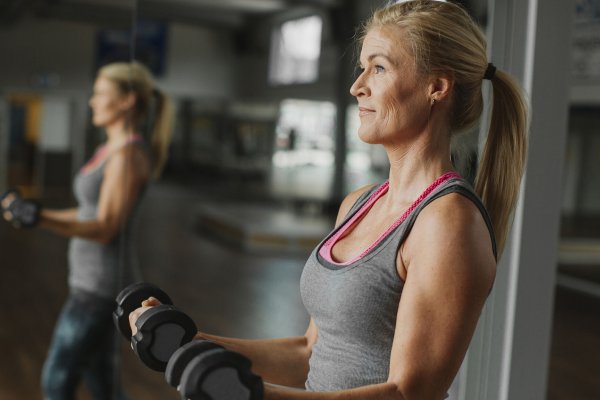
[381,96,405,127]
[382,92,429,132]
[91,99,120,124]
[98,100,118,114]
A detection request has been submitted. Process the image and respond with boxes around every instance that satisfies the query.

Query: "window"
[272,99,335,167]
[268,15,323,85]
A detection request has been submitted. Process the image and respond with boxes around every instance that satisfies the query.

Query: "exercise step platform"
[196,203,332,254]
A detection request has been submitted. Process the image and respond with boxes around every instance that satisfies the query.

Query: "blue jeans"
[41,289,128,400]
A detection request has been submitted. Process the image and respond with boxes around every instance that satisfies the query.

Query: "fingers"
[2,193,16,221]
[129,307,146,336]
[3,210,12,221]
[142,296,161,307]
[128,297,163,336]
[1,192,16,208]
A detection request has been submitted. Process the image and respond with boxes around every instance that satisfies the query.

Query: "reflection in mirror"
[0,0,463,398]
[0,0,145,399]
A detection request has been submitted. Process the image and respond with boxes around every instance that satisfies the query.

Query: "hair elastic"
[483,63,496,80]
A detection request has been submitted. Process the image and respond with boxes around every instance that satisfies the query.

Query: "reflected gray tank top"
[300,176,496,391]
[68,140,148,299]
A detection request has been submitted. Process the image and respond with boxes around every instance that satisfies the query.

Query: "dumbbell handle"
[132,304,198,371]
[113,282,197,372]
[113,282,173,339]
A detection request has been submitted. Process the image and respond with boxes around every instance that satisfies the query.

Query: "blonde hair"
[98,61,174,178]
[363,0,528,255]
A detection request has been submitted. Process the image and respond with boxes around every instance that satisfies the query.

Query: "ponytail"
[475,69,528,254]
[149,89,174,179]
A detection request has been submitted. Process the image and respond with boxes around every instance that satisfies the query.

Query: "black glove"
[1,189,41,229]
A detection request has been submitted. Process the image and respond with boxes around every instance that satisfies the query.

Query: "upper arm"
[96,145,150,241]
[387,194,496,398]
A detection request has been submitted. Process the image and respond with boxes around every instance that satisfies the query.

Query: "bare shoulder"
[402,192,496,289]
[335,183,379,226]
[416,192,490,236]
[105,144,151,181]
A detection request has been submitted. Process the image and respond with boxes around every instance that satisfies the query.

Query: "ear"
[120,92,137,111]
[427,74,453,104]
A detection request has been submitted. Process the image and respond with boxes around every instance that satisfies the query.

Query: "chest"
[331,199,412,264]
[300,252,404,339]
[73,165,105,206]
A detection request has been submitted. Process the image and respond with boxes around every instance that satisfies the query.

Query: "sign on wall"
[572,0,600,83]
[96,20,168,77]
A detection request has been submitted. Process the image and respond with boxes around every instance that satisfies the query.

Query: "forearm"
[39,209,115,243]
[40,208,79,223]
[265,381,405,400]
[194,332,310,388]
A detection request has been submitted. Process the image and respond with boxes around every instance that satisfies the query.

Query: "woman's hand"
[128,296,162,335]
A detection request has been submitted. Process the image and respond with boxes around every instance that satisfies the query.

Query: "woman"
[132,1,527,399]
[38,61,173,400]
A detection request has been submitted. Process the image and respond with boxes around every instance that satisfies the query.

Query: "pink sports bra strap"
[319,171,460,266]
[80,134,146,174]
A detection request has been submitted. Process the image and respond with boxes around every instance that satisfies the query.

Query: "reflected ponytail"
[149,88,174,179]
[98,61,174,179]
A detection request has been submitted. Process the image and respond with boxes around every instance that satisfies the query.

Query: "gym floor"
[0,172,598,399]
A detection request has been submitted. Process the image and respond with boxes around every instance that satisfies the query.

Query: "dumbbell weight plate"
[113,282,173,340]
[132,304,198,371]
[165,340,224,388]
[180,349,264,400]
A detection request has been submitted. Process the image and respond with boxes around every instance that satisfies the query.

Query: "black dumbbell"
[1,189,41,228]
[113,282,198,371]
[175,344,264,400]
[165,340,225,389]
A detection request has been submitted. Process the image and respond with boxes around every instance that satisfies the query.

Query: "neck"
[383,128,454,205]
[105,120,135,145]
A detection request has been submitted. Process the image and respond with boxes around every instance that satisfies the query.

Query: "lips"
[358,106,375,116]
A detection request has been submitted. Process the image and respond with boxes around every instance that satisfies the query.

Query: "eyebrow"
[362,52,398,67]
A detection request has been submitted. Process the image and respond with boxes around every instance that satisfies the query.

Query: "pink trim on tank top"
[319,171,460,266]
[80,134,144,175]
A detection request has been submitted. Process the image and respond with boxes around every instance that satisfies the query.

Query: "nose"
[349,71,368,98]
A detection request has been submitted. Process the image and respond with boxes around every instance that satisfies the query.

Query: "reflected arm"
[38,145,150,243]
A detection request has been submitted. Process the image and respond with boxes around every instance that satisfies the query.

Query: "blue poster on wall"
[96,19,168,77]
[572,0,600,83]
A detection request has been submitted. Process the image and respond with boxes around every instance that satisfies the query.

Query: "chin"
[357,130,378,145]
[92,115,113,128]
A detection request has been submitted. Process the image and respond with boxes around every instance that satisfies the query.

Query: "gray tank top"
[68,140,148,299]
[300,177,496,391]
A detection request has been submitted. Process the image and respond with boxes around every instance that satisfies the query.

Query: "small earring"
[431,98,437,106]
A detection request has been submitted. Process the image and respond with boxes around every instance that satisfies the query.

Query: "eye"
[374,65,385,73]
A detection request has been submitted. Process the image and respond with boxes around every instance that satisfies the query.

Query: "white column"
[460,0,574,399]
